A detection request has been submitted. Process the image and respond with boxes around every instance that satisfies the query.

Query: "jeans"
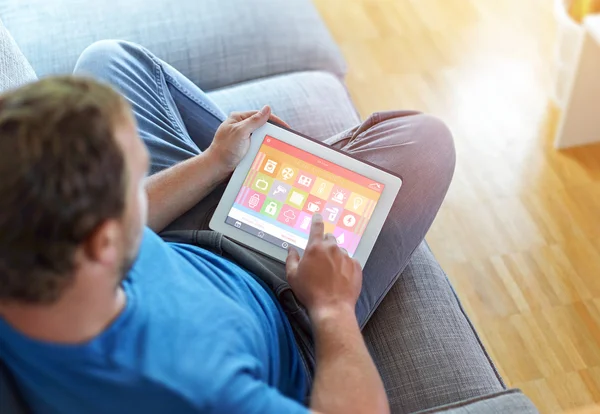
[74,40,455,330]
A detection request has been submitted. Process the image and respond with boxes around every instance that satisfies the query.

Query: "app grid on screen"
[227,136,384,256]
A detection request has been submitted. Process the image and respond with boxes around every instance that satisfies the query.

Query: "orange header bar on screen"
[263,136,383,193]
[258,145,381,200]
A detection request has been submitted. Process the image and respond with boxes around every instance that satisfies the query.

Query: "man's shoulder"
[126,228,193,282]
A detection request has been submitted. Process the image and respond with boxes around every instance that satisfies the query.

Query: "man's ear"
[82,219,121,265]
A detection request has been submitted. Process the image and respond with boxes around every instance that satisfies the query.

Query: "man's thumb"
[242,105,271,131]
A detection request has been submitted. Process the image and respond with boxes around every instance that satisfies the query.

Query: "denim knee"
[414,114,456,181]
[370,111,456,183]
[74,40,154,82]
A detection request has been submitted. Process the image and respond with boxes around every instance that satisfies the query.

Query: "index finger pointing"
[308,213,325,245]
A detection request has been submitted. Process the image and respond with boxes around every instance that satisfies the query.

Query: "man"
[0,41,455,413]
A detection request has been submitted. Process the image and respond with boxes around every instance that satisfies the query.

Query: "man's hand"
[286,214,363,315]
[206,106,290,174]
[286,214,389,414]
[145,105,288,232]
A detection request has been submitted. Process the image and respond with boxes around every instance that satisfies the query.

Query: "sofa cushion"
[0,18,36,92]
[0,360,27,414]
[415,389,538,414]
[0,0,345,90]
[362,242,508,413]
[208,71,360,140]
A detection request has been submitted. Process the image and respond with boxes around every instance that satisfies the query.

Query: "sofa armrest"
[415,389,538,414]
[0,18,36,92]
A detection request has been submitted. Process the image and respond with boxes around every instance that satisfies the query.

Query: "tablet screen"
[225,136,385,256]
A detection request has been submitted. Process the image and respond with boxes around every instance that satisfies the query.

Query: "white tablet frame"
[209,121,402,268]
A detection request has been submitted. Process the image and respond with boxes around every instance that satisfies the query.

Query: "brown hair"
[0,76,129,304]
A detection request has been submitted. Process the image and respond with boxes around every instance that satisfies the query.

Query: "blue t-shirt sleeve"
[166,321,309,414]
[201,341,309,414]
[210,371,310,414]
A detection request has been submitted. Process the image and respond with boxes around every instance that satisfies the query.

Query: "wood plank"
[313,0,600,412]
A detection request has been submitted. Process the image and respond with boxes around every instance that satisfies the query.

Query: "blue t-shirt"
[0,228,308,414]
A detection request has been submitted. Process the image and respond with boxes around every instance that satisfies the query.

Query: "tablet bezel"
[209,121,402,268]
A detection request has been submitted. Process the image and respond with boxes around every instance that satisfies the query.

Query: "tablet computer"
[209,121,402,268]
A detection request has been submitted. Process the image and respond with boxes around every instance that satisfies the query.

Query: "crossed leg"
[74,40,455,330]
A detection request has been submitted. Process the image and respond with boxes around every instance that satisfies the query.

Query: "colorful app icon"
[329,185,349,205]
[310,177,334,200]
[346,192,368,215]
[268,180,291,202]
[332,227,359,254]
[287,188,308,209]
[303,194,325,215]
[251,173,273,195]
[295,170,316,190]
[260,197,282,218]
[243,190,266,213]
[339,209,359,232]
[362,199,377,220]
[261,157,280,177]
[323,202,342,225]
[277,205,300,227]
[276,163,298,183]
[295,212,313,233]
[323,222,336,235]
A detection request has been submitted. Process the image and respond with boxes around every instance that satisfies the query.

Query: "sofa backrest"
[0,0,345,90]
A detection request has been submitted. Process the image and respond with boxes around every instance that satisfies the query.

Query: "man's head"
[0,76,149,305]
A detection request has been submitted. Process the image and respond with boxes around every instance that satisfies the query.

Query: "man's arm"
[286,216,390,414]
[309,305,388,414]
[145,106,289,232]
[145,151,229,233]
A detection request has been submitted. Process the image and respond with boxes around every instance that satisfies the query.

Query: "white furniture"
[555,15,600,148]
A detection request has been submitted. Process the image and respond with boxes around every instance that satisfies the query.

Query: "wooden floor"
[312,0,600,412]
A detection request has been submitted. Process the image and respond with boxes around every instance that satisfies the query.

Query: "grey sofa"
[0,1,538,413]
